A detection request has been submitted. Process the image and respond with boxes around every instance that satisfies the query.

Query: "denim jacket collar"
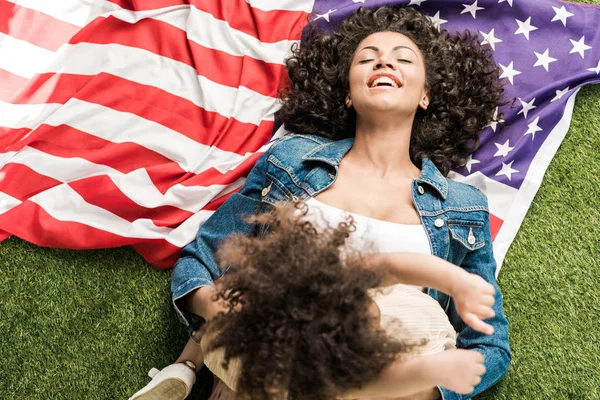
[301,137,448,200]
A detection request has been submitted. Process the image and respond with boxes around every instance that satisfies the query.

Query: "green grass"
[1,4,600,400]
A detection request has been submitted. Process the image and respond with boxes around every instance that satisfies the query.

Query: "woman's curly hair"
[203,203,417,400]
[276,6,506,176]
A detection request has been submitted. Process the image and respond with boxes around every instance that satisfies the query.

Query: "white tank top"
[303,198,457,356]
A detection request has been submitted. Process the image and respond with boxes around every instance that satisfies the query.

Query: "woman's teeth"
[369,77,399,88]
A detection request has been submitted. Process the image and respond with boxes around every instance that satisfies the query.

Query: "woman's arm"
[439,203,511,400]
[364,252,496,335]
[170,149,273,324]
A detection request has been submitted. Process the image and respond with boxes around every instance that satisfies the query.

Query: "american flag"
[0,0,598,271]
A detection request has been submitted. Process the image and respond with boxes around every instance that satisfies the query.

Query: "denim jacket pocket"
[448,220,486,251]
[261,175,297,206]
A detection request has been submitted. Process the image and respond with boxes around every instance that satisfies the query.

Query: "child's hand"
[450,272,496,335]
[435,349,486,395]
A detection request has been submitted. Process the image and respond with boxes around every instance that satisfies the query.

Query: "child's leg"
[175,337,205,373]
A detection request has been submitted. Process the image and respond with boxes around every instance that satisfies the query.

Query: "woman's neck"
[349,117,420,179]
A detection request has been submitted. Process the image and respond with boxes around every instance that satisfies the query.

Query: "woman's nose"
[374,55,395,70]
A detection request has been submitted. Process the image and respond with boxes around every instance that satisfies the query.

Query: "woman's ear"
[345,95,352,108]
[420,94,430,110]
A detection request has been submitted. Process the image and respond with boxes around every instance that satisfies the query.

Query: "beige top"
[202,284,457,392]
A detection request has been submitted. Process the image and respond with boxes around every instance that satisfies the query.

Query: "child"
[199,203,495,400]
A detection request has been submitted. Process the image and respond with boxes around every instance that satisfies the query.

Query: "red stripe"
[3,124,177,173]
[489,213,502,242]
[0,230,10,242]
[69,16,288,97]
[194,0,308,43]
[202,188,238,211]
[6,72,276,155]
[133,239,182,269]
[179,151,263,188]
[0,69,29,102]
[0,200,179,268]
[68,175,194,227]
[0,0,80,51]
[0,130,254,199]
[0,127,32,151]
[107,0,185,10]
[107,0,309,42]
[0,163,62,201]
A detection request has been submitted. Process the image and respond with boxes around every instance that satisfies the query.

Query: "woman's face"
[348,31,428,117]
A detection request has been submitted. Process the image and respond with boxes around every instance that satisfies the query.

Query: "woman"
[130,5,510,400]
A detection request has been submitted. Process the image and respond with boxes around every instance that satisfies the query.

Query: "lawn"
[1,5,599,400]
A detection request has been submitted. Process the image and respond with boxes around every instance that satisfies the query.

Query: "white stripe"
[106,6,298,64]
[491,88,580,274]
[0,101,62,129]
[7,0,121,27]
[1,146,248,212]
[42,42,279,125]
[449,171,518,221]
[42,98,251,172]
[0,32,57,79]
[0,190,21,215]
[185,6,296,64]
[29,184,175,239]
[247,0,315,13]
[28,183,219,248]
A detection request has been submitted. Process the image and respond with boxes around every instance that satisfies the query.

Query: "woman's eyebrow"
[392,45,417,55]
[358,45,417,55]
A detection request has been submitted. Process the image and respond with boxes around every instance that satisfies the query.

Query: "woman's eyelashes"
[358,59,412,64]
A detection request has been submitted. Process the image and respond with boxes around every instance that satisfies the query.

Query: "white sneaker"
[129,361,196,400]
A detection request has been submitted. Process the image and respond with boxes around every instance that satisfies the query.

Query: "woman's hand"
[449,272,496,335]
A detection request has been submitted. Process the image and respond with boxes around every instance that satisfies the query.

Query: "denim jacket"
[171,134,511,400]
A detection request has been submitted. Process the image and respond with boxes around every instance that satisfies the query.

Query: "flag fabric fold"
[0,0,598,270]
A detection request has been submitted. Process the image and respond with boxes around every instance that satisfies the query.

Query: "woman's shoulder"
[269,133,333,151]
[267,133,335,161]
[445,178,489,210]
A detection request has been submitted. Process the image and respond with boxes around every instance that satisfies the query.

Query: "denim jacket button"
[417,185,425,195]
[434,218,444,228]
[261,183,272,197]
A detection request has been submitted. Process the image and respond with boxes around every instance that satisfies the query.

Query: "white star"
[465,155,480,173]
[409,0,427,5]
[494,139,515,157]
[517,98,536,118]
[499,61,522,85]
[570,36,592,59]
[551,87,570,102]
[533,49,557,72]
[480,29,502,51]
[514,17,538,40]
[487,107,504,132]
[315,9,336,22]
[461,0,484,18]
[498,0,513,6]
[428,11,448,31]
[524,116,543,140]
[587,60,600,75]
[551,5,574,27]
[496,161,519,181]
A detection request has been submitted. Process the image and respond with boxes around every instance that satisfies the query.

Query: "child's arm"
[340,349,485,399]
[364,252,496,335]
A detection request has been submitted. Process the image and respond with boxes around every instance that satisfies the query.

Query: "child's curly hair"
[276,6,506,176]
[202,203,417,400]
